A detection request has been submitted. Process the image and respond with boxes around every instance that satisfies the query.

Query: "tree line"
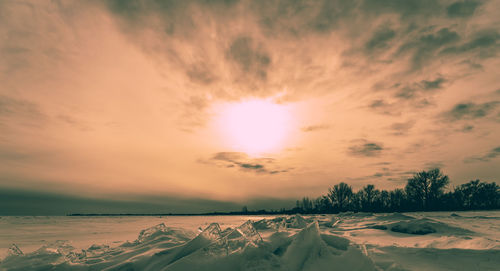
[291,168,499,213]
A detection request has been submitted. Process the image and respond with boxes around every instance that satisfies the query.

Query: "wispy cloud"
[447,1,481,18]
[348,140,384,157]
[201,152,290,175]
[464,146,500,163]
[388,120,416,136]
[443,101,500,121]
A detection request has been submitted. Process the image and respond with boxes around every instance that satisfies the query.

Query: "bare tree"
[328,182,353,212]
[405,168,449,210]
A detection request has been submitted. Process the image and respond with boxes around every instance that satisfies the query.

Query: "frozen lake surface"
[0,211,499,270]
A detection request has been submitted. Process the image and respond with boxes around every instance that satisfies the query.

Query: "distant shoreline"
[67,211,290,216]
[66,209,499,217]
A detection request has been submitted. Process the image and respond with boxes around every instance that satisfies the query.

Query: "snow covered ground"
[0,211,499,270]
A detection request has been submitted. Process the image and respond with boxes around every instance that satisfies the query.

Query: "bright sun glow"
[217,99,291,155]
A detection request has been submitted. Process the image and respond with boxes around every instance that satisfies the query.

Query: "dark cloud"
[440,30,500,57]
[106,0,194,29]
[370,99,387,108]
[443,101,500,121]
[348,140,384,157]
[447,0,480,17]
[365,26,396,52]
[103,0,497,104]
[204,152,290,174]
[397,28,460,69]
[424,161,445,169]
[460,124,474,132]
[0,186,242,215]
[361,0,443,18]
[251,0,356,36]
[186,62,217,85]
[389,120,416,136]
[226,36,271,81]
[395,77,446,99]
[368,99,401,115]
[301,124,330,132]
[464,146,500,163]
[421,77,446,90]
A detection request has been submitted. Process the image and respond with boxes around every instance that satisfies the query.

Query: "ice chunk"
[7,244,23,257]
[137,223,168,242]
[84,244,111,257]
[200,221,263,257]
[34,240,75,256]
[254,217,287,231]
[287,214,308,229]
[168,222,222,262]
[198,222,222,241]
[236,220,263,244]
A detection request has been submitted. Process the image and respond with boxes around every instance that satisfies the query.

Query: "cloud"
[186,62,217,85]
[361,0,443,17]
[395,77,446,100]
[0,186,243,215]
[348,140,384,157]
[301,124,330,132]
[226,36,271,81]
[0,95,43,118]
[0,95,46,127]
[397,28,461,69]
[389,120,416,136]
[460,124,474,132]
[251,0,356,36]
[424,161,445,169]
[464,146,500,163]
[440,30,500,57]
[447,1,481,17]
[443,101,500,121]
[202,152,290,174]
[365,25,396,52]
[368,99,400,115]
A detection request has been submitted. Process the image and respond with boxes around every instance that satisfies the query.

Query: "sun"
[216,99,292,155]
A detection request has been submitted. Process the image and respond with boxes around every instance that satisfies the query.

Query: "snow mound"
[372,218,474,235]
[282,221,376,271]
[337,212,374,219]
[0,241,75,270]
[374,213,414,221]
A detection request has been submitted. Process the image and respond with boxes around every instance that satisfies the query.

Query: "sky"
[1,0,499,214]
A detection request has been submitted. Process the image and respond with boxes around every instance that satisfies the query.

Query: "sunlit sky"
[1,0,499,214]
